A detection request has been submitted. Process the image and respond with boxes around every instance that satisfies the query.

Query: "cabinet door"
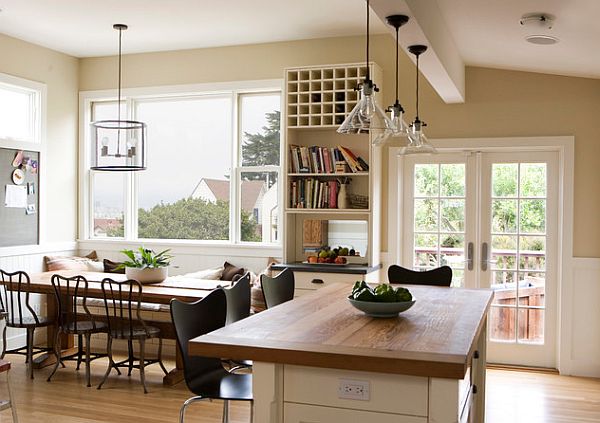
[284,403,426,423]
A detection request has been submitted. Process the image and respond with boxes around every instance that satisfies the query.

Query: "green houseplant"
[120,247,172,284]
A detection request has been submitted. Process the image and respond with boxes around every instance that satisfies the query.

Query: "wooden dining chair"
[387,265,453,287]
[260,268,295,309]
[0,269,54,379]
[171,289,253,423]
[46,274,108,387]
[98,278,168,394]
[0,359,18,422]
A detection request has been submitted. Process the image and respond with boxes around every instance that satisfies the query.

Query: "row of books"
[289,145,369,174]
[290,179,340,209]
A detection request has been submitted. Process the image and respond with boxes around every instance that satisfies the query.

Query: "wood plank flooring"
[0,358,597,422]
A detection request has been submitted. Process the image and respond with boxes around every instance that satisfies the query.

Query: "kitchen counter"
[271,262,381,274]
[189,283,493,422]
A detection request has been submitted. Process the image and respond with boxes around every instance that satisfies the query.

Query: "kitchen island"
[189,283,493,423]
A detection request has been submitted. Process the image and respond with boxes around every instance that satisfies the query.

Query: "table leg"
[163,342,184,386]
[32,293,77,369]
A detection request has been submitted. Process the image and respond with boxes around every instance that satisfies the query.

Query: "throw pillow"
[249,271,267,314]
[44,251,100,272]
[221,261,245,281]
[103,259,126,274]
[181,266,224,280]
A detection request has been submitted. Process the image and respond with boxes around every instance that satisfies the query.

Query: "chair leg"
[250,401,254,423]
[222,400,229,423]
[6,368,18,423]
[157,337,168,375]
[76,334,83,371]
[97,336,114,390]
[139,338,147,394]
[179,396,205,423]
[26,328,34,380]
[85,333,92,387]
[47,327,63,382]
[127,340,134,376]
[1,319,7,359]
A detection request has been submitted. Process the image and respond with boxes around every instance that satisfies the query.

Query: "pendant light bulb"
[337,0,395,139]
[374,15,410,147]
[399,44,437,155]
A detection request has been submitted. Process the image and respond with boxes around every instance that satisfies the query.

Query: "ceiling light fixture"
[373,14,411,147]
[91,24,147,171]
[400,45,437,155]
[520,13,559,45]
[337,0,395,142]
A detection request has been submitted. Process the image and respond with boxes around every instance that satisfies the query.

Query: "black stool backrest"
[223,272,251,325]
[170,289,227,389]
[50,274,98,332]
[260,268,295,309]
[388,265,453,287]
[101,278,149,337]
[0,269,40,325]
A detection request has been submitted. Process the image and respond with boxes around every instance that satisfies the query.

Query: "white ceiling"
[0,0,598,102]
[0,0,387,57]
[435,0,600,79]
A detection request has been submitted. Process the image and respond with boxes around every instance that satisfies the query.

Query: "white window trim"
[79,79,283,249]
[0,72,47,245]
[387,135,574,375]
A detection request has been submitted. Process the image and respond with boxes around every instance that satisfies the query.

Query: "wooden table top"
[26,271,227,304]
[189,283,494,379]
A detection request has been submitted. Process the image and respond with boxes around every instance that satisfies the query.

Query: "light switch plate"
[338,378,370,401]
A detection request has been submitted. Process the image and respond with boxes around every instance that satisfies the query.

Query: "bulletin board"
[0,147,39,247]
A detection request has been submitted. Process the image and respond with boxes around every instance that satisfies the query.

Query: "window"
[85,84,282,245]
[0,74,43,144]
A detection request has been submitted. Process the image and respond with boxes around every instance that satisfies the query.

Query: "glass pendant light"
[373,14,411,146]
[337,0,395,140]
[400,45,437,155]
[91,24,147,171]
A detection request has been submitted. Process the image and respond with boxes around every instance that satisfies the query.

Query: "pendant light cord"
[118,27,123,123]
[365,0,370,81]
[415,53,420,120]
[395,26,399,102]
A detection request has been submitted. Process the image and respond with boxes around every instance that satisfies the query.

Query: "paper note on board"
[4,185,27,208]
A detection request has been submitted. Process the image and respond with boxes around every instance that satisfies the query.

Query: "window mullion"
[231,92,240,243]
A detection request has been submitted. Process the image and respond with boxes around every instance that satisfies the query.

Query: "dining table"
[24,270,230,386]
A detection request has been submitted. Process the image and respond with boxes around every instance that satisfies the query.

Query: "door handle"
[467,242,474,271]
[481,242,488,271]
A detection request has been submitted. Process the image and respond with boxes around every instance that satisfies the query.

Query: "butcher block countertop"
[189,283,494,379]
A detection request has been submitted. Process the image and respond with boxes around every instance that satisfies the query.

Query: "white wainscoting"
[0,242,78,351]
[561,257,600,377]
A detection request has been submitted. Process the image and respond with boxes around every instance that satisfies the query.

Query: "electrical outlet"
[338,378,370,401]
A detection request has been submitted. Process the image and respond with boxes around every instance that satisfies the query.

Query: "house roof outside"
[196,178,268,212]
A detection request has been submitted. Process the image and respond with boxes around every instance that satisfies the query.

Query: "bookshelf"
[283,63,383,271]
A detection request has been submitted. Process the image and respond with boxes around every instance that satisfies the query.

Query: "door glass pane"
[489,162,548,344]
[490,306,516,342]
[412,163,465,287]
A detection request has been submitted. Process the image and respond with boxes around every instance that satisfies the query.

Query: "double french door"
[401,150,558,368]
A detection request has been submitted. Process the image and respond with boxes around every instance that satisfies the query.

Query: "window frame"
[80,80,283,248]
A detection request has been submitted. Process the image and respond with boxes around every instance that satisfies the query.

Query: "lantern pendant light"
[400,44,437,155]
[337,0,395,140]
[373,14,411,146]
[91,24,147,171]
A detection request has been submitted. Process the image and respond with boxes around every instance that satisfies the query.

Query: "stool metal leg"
[222,399,229,423]
[179,396,206,423]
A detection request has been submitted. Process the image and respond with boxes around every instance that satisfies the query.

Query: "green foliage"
[137,198,259,241]
[242,111,280,167]
[120,247,172,269]
[106,219,124,238]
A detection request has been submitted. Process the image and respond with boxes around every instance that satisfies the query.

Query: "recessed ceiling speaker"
[520,13,559,45]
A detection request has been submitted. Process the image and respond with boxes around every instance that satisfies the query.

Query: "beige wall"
[0,33,79,244]
[79,34,600,258]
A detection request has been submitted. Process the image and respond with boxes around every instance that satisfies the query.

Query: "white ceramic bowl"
[348,298,416,318]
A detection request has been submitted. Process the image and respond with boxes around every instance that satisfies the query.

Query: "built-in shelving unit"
[283,63,383,269]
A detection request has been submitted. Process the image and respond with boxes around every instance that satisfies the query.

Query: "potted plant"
[119,247,172,284]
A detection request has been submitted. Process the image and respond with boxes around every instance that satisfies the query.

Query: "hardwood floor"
[0,359,597,422]
[487,368,600,422]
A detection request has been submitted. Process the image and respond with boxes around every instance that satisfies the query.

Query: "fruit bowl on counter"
[348,282,415,318]
[305,246,364,265]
